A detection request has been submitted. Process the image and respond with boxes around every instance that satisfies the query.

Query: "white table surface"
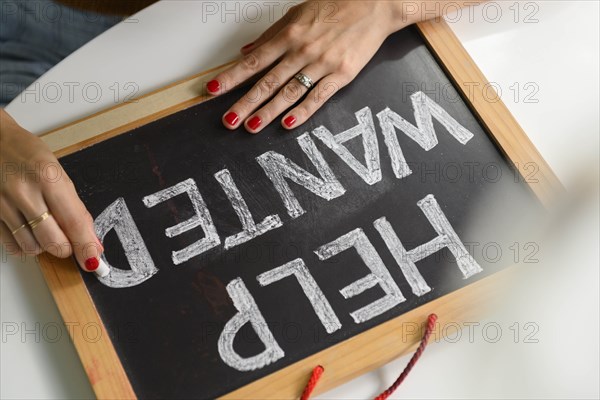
[2,1,599,399]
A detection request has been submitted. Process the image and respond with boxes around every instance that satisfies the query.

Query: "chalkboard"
[52,25,548,398]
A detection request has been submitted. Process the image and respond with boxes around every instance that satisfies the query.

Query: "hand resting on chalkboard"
[0,109,106,275]
[208,0,478,133]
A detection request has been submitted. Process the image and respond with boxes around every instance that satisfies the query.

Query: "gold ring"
[11,223,28,235]
[28,211,51,230]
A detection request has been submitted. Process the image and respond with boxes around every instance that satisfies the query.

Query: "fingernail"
[283,115,296,128]
[85,257,99,271]
[241,42,254,51]
[84,256,110,277]
[206,79,220,94]
[224,112,239,126]
[247,116,262,131]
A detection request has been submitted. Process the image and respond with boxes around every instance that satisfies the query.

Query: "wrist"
[1,110,29,148]
[1,109,19,134]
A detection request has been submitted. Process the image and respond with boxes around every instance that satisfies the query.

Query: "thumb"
[45,177,109,277]
[79,224,109,277]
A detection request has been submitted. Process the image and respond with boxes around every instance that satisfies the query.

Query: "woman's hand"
[207,0,413,133]
[0,109,103,273]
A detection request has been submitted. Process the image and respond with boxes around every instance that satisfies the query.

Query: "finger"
[239,6,297,55]
[208,15,309,97]
[0,221,23,257]
[15,189,71,259]
[43,176,106,275]
[243,65,328,133]
[207,41,289,97]
[281,73,348,129]
[0,195,40,255]
[222,57,312,130]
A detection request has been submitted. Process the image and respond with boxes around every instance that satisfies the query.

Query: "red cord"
[300,365,324,400]
[299,314,438,400]
[374,313,438,400]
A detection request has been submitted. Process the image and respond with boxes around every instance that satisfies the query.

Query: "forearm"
[0,109,26,147]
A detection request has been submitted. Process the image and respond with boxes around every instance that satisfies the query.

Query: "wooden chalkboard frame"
[37,20,560,399]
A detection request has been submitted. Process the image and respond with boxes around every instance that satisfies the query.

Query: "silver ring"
[294,72,313,89]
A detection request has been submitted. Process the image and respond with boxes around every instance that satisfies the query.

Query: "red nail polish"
[224,112,239,126]
[206,80,220,93]
[247,116,262,131]
[241,42,254,50]
[284,115,296,128]
[85,257,99,271]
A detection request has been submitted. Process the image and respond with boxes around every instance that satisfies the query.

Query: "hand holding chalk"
[0,109,107,277]
[83,255,110,277]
